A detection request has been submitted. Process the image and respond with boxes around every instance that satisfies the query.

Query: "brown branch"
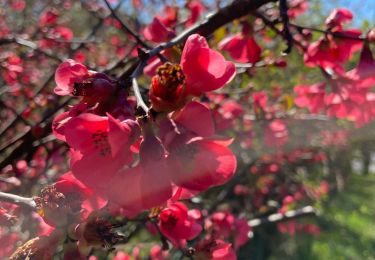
[102,0,152,50]
[279,0,293,53]
[120,0,277,80]
[290,23,367,41]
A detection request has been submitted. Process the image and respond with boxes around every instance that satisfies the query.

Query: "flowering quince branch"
[132,77,149,114]
[289,23,368,41]
[279,0,293,54]
[3,1,375,259]
[124,0,276,75]
[0,191,37,210]
[0,0,128,168]
[0,37,63,62]
[102,0,152,51]
[248,206,317,228]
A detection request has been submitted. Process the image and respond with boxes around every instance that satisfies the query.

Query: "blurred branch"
[0,191,36,210]
[0,37,63,62]
[248,205,317,227]
[289,23,368,41]
[102,0,151,50]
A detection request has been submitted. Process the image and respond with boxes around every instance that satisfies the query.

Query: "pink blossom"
[54,59,90,95]
[288,0,308,19]
[206,212,251,249]
[264,119,288,148]
[181,34,236,96]
[150,245,169,260]
[143,17,175,43]
[64,113,140,192]
[186,0,206,27]
[325,8,353,29]
[39,9,59,27]
[304,32,362,69]
[219,33,261,63]
[159,202,202,247]
[294,83,326,114]
[196,239,237,260]
[106,125,172,217]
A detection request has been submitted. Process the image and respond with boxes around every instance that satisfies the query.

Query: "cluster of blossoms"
[296,8,375,127]
[2,0,375,258]
[15,33,243,259]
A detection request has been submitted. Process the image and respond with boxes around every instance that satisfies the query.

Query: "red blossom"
[219,33,262,63]
[159,202,202,247]
[196,239,237,260]
[65,113,140,192]
[181,34,236,96]
[143,17,175,43]
[106,124,172,217]
[325,8,353,29]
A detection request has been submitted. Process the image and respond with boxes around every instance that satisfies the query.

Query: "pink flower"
[294,83,326,114]
[325,8,353,29]
[159,202,202,247]
[346,43,375,88]
[206,212,250,249]
[149,63,188,112]
[196,239,237,260]
[150,245,169,260]
[143,17,175,43]
[304,32,362,69]
[113,251,132,260]
[172,101,215,137]
[181,34,236,96]
[106,125,172,217]
[169,137,236,191]
[264,119,288,148]
[287,0,308,19]
[54,59,90,95]
[219,33,261,63]
[157,6,178,28]
[214,100,244,132]
[64,113,140,192]
[186,0,206,27]
[11,0,25,11]
[165,102,236,191]
[39,8,59,27]
[252,91,268,114]
[54,59,116,101]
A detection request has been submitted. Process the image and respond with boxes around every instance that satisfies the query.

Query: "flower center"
[156,62,185,89]
[160,210,178,227]
[72,81,93,96]
[91,130,111,156]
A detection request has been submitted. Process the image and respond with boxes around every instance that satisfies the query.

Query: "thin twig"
[132,77,149,114]
[102,0,151,50]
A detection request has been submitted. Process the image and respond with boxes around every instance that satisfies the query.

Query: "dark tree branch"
[279,0,293,54]
[102,0,151,50]
[120,0,277,80]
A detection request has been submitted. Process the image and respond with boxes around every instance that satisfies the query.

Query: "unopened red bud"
[274,59,287,67]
